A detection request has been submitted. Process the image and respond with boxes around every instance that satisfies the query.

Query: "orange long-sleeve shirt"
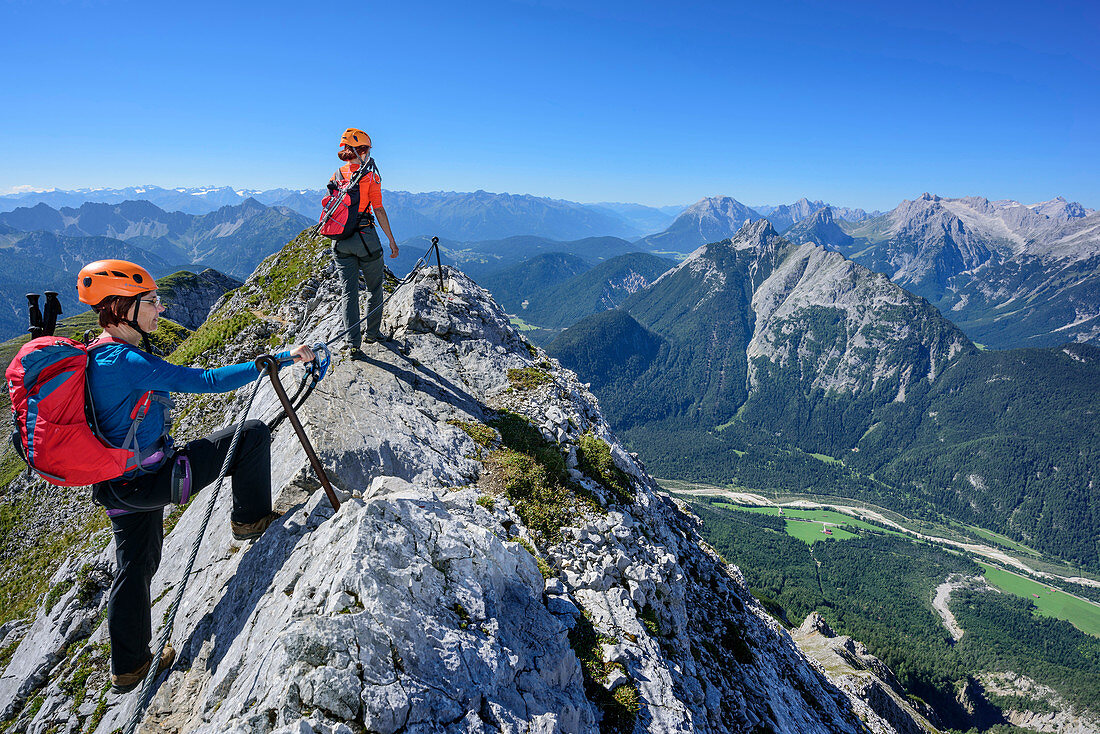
[331,162,383,214]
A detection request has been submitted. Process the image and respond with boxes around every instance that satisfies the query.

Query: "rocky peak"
[1029,195,1090,222]
[733,216,780,247]
[156,268,244,330]
[798,611,836,637]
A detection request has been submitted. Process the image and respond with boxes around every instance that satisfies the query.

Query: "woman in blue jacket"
[76,259,314,693]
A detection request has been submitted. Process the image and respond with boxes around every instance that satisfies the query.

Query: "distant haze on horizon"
[1,0,1097,211]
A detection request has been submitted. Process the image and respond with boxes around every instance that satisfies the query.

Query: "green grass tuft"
[515,537,554,579]
[638,603,661,636]
[568,609,640,733]
[0,497,109,627]
[484,412,601,542]
[45,579,74,613]
[251,229,328,305]
[448,419,497,449]
[576,433,633,504]
[169,310,258,367]
[507,367,552,391]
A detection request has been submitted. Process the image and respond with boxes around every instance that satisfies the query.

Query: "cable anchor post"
[431,236,444,292]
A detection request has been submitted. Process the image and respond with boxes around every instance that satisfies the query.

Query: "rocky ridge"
[790,613,940,734]
[0,229,928,733]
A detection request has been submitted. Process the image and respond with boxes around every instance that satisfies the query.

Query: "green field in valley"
[508,316,539,331]
[784,519,858,543]
[713,503,897,544]
[980,562,1100,638]
[718,503,903,535]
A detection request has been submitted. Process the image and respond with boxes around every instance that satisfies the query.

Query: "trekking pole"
[26,294,44,339]
[256,355,340,512]
[432,237,445,292]
[43,291,62,336]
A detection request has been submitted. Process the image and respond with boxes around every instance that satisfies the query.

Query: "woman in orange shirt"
[329,128,398,358]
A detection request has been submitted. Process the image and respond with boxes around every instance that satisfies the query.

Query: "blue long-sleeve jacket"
[87,342,291,452]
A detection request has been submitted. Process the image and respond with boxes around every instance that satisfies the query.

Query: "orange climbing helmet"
[77,259,156,306]
[339,128,372,149]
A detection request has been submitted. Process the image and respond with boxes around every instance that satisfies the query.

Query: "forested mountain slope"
[550,220,1100,567]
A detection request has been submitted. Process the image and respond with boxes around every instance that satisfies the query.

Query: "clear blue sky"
[1,0,1097,210]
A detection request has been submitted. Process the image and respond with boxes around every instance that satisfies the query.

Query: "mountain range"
[549,219,1100,568]
[5,186,1099,350]
[0,198,310,280]
[0,199,303,339]
[823,194,1099,348]
[0,186,680,241]
[0,186,876,246]
[752,198,880,231]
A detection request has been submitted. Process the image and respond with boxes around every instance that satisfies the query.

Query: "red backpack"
[6,336,165,486]
[318,159,379,240]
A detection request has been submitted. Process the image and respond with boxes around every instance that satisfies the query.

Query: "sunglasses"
[139,295,162,307]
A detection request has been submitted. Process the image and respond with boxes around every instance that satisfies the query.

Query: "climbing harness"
[123,371,266,734]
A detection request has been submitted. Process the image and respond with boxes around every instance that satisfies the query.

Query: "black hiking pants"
[93,420,272,675]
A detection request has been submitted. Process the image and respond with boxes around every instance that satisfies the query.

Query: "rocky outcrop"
[791,613,941,734]
[746,234,970,398]
[157,268,243,329]
[0,231,930,733]
[978,672,1100,734]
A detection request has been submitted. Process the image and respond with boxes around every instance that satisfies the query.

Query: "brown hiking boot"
[111,645,175,694]
[231,511,282,541]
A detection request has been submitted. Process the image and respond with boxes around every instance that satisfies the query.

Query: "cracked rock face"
[0,232,929,734]
[159,268,244,330]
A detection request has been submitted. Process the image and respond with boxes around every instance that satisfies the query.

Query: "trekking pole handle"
[256,355,341,512]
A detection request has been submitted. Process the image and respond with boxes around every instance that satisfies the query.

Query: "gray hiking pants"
[333,226,384,348]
